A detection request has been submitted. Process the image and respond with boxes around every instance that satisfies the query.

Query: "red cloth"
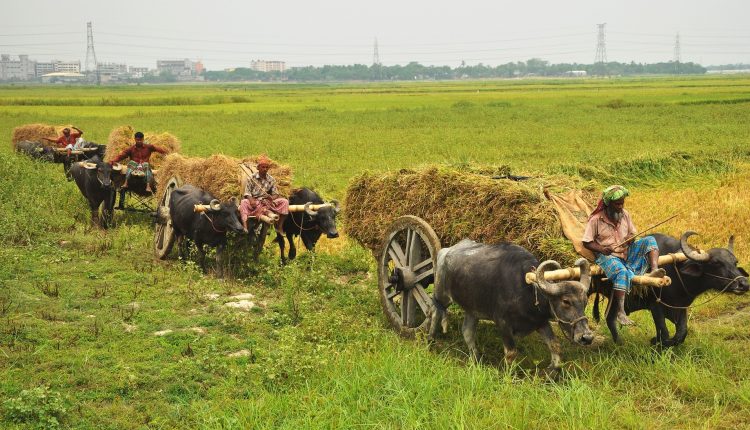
[54,132,80,148]
[240,197,289,222]
[589,198,606,219]
[112,144,166,164]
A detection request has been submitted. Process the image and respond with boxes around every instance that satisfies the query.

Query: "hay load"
[11,123,74,149]
[345,166,595,265]
[104,125,182,168]
[157,153,293,201]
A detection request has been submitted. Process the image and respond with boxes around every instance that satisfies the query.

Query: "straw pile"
[104,125,182,168]
[11,123,74,149]
[157,153,293,201]
[345,165,595,265]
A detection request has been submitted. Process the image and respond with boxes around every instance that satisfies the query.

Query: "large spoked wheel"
[153,176,182,259]
[378,215,441,337]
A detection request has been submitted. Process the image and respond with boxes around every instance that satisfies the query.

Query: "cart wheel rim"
[153,177,181,259]
[378,215,441,336]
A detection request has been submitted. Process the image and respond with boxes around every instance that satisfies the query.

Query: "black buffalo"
[592,231,749,346]
[61,142,107,179]
[275,188,340,264]
[430,239,594,370]
[69,155,117,228]
[169,185,245,277]
[15,140,54,162]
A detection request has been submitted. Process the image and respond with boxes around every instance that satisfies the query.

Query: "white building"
[0,54,36,80]
[54,61,81,73]
[36,62,55,77]
[563,70,587,77]
[128,66,150,78]
[250,60,286,73]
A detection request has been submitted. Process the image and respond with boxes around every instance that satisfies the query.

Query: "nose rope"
[201,212,226,233]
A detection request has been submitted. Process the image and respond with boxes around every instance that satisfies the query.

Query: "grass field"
[1,76,749,429]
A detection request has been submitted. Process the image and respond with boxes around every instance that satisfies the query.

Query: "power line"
[594,23,607,75]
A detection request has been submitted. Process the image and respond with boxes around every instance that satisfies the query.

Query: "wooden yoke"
[523,252,703,288]
[288,203,331,213]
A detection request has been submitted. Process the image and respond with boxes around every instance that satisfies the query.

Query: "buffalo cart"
[114,167,157,215]
[152,175,330,261]
[375,215,679,338]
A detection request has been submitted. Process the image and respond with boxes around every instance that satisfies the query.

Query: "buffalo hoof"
[651,336,676,347]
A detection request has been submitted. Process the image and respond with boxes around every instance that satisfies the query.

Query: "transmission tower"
[673,32,681,73]
[373,37,381,66]
[85,22,99,83]
[594,23,607,76]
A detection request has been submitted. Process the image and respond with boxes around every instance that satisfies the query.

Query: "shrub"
[3,386,67,428]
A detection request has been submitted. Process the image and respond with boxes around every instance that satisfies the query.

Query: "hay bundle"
[345,166,593,265]
[157,153,293,201]
[11,123,74,149]
[104,125,182,168]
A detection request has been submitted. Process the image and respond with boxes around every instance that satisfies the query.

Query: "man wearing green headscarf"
[582,185,665,326]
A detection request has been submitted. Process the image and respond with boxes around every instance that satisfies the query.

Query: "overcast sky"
[2,0,748,70]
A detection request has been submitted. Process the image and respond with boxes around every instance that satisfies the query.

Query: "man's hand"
[600,245,616,255]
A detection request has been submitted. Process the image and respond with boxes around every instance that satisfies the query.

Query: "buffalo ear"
[680,261,704,278]
[739,267,749,277]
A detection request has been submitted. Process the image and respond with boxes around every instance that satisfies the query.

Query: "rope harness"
[532,283,589,327]
[201,212,226,233]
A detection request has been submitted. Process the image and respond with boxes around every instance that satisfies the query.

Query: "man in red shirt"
[43,126,83,156]
[110,131,167,193]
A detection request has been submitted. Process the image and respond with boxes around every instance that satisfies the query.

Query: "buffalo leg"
[302,234,315,252]
[671,309,689,345]
[196,243,206,273]
[649,305,672,346]
[496,322,517,363]
[287,231,297,260]
[461,313,479,360]
[215,243,225,278]
[538,323,562,370]
[275,233,287,265]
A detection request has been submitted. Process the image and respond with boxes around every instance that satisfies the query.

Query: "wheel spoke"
[412,258,432,272]
[401,291,409,325]
[407,230,421,267]
[387,240,407,267]
[403,291,417,327]
[414,268,435,285]
[386,285,399,300]
[411,285,432,315]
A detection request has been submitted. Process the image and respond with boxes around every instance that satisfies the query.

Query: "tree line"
[203,59,707,82]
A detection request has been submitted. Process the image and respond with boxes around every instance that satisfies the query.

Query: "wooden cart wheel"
[153,176,182,259]
[378,215,441,337]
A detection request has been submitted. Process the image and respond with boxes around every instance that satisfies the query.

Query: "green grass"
[1,76,750,429]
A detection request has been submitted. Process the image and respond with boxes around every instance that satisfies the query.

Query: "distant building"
[156,58,203,78]
[35,62,55,77]
[128,66,150,79]
[0,54,37,80]
[563,70,587,77]
[250,60,286,73]
[54,61,81,73]
[41,72,85,83]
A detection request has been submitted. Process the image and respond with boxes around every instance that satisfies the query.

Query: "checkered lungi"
[595,236,659,293]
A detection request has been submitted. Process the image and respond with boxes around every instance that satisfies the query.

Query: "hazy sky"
[2,0,748,70]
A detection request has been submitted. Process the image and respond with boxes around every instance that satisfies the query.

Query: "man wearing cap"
[582,185,665,326]
[110,131,167,193]
[240,156,289,236]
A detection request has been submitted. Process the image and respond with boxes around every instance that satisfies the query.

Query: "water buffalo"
[69,155,118,228]
[169,185,245,277]
[275,188,340,264]
[430,239,594,370]
[592,231,749,346]
[15,140,53,162]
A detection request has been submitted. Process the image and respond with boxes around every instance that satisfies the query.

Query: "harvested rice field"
[1,76,749,429]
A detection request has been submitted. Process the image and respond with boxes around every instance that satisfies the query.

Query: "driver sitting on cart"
[43,126,83,157]
[110,131,167,193]
[239,156,289,236]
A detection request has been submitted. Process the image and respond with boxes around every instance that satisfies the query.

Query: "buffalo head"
[304,200,340,239]
[84,158,114,189]
[209,197,245,234]
[680,231,749,294]
[535,258,594,345]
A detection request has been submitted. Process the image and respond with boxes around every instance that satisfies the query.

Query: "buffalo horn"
[82,162,97,170]
[535,260,564,296]
[680,231,710,262]
[304,202,317,216]
[728,235,735,255]
[209,199,221,212]
[330,199,341,213]
[575,258,591,288]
